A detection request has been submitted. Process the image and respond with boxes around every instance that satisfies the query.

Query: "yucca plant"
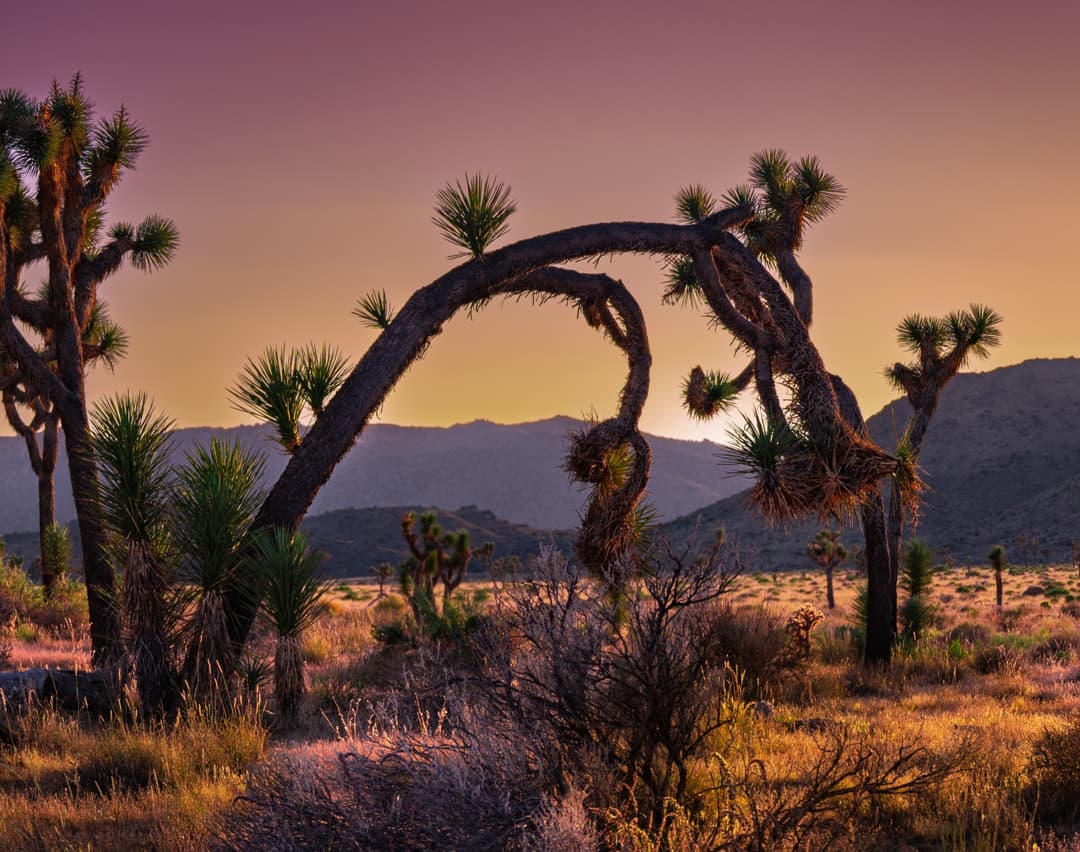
[253,528,330,726]
[988,544,1007,609]
[40,522,72,589]
[90,392,176,712]
[899,539,936,640]
[432,173,516,259]
[173,438,265,696]
[229,346,305,452]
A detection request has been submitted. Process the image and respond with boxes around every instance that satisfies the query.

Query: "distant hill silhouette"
[6,360,1080,573]
[661,358,1080,566]
[0,416,744,535]
[2,505,573,580]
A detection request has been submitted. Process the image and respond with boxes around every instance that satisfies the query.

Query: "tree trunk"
[996,570,1003,609]
[825,565,835,610]
[228,245,698,648]
[862,493,893,665]
[828,374,893,665]
[59,404,120,664]
[38,416,60,596]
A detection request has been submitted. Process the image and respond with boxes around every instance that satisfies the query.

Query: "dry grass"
[2,564,1080,848]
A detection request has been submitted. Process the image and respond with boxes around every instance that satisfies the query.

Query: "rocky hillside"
[661,359,1080,567]
[0,416,744,534]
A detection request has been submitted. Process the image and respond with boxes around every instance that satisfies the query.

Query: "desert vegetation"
[1,75,1078,850]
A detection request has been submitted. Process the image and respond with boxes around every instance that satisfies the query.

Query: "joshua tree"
[807,528,848,610]
[397,511,494,621]
[227,224,662,647]
[2,301,128,596]
[0,77,178,661]
[226,159,933,667]
[253,527,329,727]
[883,305,1002,628]
[988,544,1007,609]
[90,392,175,712]
[370,562,394,602]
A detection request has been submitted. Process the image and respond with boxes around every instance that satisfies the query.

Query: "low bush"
[1030,717,1080,825]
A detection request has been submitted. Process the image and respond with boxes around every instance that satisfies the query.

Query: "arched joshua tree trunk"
[230,256,676,647]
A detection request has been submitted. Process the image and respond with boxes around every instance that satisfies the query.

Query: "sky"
[3,0,1078,442]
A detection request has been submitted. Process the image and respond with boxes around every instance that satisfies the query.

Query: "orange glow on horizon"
[4,0,1078,442]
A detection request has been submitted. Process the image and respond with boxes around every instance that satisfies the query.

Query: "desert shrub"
[946,621,992,646]
[813,625,860,664]
[1030,717,1080,824]
[473,543,743,834]
[973,644,1019,674]
[711,603,792,696]
[0,561,88,637]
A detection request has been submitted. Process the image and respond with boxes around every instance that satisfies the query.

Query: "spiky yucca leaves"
[229,346,305,452]
[253,528,330,726]
[173,438,265,694]
[90,393,176,713]
[83,302,130,370]
[899,539,935,639]
[40,522,72,590]
[682,366,739,420]
[353,289,396,330]
[297,342,348,415]
[432,173,516,259]
[988,544,1007,609]
[661,256,702,307]
[673,183,717,224]
[724,410,900,525]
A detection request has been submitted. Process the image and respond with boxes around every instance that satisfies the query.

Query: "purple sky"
[4,1,1079,439]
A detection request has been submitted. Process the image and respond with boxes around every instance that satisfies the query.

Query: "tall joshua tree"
[883,305,1002,626]
[0,77,178,661]
[223,166,904,652]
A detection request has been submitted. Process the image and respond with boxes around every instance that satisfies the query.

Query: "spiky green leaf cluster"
[722,150,845,259]
[229,346,305,452]
[229,342,350,451]
[724,410,800,477]
[130,214,179,272]
[353,289,396,329]
[254,527,330,637]
[297,343,348,415]
[173,438,265,593]
[682,366,739,420]
[899,539,935,599]
[673,184,716,224]
[661,256,702,307]
[91,392,174,547]
[432,173,516,259]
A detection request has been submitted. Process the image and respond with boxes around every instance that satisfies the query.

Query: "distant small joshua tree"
[988,544,1007,609]
[807,528,848,610]
[370,562,394,602]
